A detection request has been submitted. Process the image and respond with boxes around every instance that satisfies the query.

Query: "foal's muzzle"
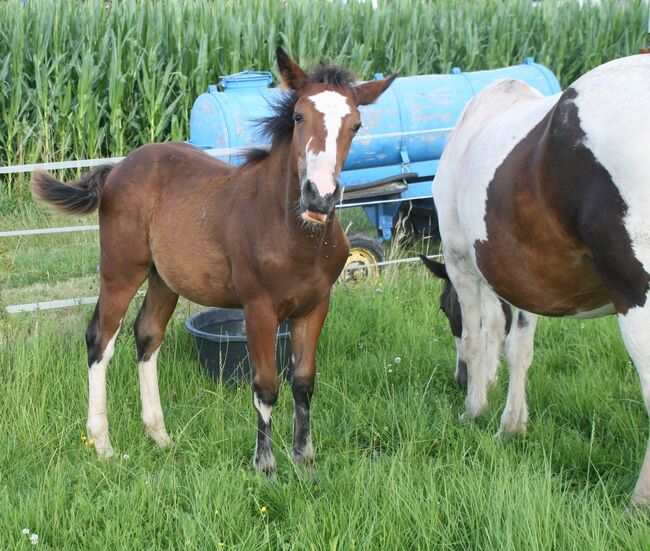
[300,179,342,225]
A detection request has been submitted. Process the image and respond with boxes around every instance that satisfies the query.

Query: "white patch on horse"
[618,301,650,504]
[87,320,122,459]
[498,310,538,436]
[253,392,273,424]
[572,55,650,275]
[306,90,351,196]
[138,346,171,447]
[435,79,560,266]
[568,303,615,319]
[453,336,465,370]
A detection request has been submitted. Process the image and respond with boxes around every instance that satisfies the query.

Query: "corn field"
[0,0,648,201]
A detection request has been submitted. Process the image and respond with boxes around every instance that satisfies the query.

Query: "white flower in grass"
[394,356,401,364]
[29,533,38,544]
[122,453,130,460]
[22,528,30,535]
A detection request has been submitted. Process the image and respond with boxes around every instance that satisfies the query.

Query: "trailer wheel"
[341,233,384,288]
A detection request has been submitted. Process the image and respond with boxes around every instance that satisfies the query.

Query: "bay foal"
[433,54,650,506]
[33,48,395,472]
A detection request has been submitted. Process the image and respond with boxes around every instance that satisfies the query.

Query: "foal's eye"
[292,112,304,123]
[352,122,362,134]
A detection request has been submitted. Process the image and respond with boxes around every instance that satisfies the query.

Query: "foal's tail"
[31,165,113,215]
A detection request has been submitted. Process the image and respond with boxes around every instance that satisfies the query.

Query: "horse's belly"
[478,247,612,317]
[152,244,241,308]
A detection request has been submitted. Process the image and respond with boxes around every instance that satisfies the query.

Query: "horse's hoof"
[292,443,315,466]
[460,401,488,422]
[494,426,525,441]
[628,494,650,516]
[95,445,115,460]
[147,428,172,448]
[253,454,277,477]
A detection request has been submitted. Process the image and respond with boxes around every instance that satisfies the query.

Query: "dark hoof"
[253,454,277,478]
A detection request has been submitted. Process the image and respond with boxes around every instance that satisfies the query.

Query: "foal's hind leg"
[618,305,650,507]
[86,269,148,458]
[133,269,179,447]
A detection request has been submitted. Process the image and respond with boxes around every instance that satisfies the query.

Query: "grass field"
[3,0,650,548]
[3,236,650,548]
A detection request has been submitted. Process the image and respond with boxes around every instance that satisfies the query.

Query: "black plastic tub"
[185,308,292,386]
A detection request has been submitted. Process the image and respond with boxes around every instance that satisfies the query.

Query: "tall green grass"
[0,0,647,204]
[2,268,650,548]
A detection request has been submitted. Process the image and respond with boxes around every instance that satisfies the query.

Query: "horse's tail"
[419,254,449,280]
[31,165,113,215]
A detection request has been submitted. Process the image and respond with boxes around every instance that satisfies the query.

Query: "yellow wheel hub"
[341,247,381,288]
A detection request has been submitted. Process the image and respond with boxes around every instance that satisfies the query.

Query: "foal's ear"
[353,74,397,106]
[276,47,309,92]
[419,255,449,280]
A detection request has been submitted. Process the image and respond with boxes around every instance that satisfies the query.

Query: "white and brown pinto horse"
[32,48,395,473]
[434,54,650,506]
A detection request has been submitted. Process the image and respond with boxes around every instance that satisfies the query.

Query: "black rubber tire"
[340,232,384,288]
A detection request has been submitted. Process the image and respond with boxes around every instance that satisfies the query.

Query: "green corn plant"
[0,0,647,204]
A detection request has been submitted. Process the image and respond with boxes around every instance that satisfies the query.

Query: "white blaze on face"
[306,90,351,196]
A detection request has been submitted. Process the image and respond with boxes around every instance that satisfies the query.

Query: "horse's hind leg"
[618,305,650,507]
[498,310,538,436]
[448,263,506,420]
[87,269,148,458]
[133,269,179,447]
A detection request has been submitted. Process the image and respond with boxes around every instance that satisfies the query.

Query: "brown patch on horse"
[475,87,650,315]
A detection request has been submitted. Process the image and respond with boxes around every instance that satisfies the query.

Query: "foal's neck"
[267,140,338,236]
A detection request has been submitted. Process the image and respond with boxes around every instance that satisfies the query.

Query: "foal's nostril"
[305,179,318,197]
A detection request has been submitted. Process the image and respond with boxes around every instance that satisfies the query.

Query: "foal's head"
[275,48,395,226]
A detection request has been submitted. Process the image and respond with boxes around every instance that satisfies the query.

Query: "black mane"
[242,63,357,165]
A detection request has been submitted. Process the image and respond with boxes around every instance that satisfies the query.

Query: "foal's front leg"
[290,296,330,466]
[245,303,280,474]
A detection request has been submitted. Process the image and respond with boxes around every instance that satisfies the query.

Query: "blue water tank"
[189,59,561,185]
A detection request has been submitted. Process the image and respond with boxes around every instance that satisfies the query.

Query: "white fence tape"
[5,296,100,314]
[0,225,100,238]
[1,196,433,238]
[2,130,447,313]
[0,146,239,175]
[4,255,440,314]
[0,127,453,176]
